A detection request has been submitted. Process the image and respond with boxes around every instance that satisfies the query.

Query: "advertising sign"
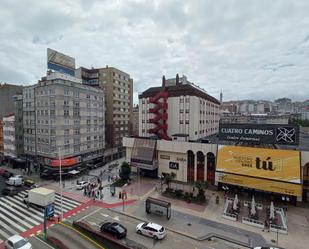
[216,172,302,196]
[169,162,179,170]
[47,48,75,76]
[45,156,81,167]
[216,145,301,196]
[218,123,299,145]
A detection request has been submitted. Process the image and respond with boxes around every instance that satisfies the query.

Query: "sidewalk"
[125,187,309,249]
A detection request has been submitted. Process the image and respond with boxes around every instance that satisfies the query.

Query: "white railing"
[270,223,288,234]
[242,217,264,228]
[222,212,237,221]
[274,208,288,232]
[223,199,230,213]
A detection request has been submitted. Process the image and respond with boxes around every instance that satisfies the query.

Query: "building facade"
[23,72,105,169]
[76,66,133,152]
[3,114,16,158]
[13,94,24,155]
[132,105,139,136]
[139,75,220,141]
[124,136,308,202]
[0,83,23,118]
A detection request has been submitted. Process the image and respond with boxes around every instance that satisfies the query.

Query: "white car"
[136,222,166,240]
[76,181,89,190]
[5,235,32,249]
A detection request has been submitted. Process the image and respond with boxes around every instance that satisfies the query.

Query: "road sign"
[45,204,54,218]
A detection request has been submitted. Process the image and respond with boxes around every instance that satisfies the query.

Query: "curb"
[109,209,251,248]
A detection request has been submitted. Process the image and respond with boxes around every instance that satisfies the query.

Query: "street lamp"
[58,147,64,220]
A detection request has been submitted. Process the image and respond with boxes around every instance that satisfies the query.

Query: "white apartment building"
[23,72,105,169]
[3,114,16,158]
[139,75,220,141]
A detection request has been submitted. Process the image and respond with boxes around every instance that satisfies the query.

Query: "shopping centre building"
[123,123,309,203]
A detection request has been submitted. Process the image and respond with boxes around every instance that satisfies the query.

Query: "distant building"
[220,113,290,125]
[132,105,139,136]
[0,83,23,118]
[139,74,220,141]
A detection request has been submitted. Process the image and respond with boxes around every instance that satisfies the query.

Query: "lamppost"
[58,147,64,220]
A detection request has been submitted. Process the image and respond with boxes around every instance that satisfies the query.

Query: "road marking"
[59,222,105,249]
[77,208,101,222]
[32,236,54,249]
[88,221,100,227]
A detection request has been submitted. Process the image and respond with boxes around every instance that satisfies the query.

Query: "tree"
[194,181,208,202]
[163,172,176,189]
[119,162,131,181]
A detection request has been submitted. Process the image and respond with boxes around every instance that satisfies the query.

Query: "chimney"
[176,73,179,85]
[162,75,166,87]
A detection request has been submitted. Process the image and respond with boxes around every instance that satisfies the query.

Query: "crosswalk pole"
[59,147,64,220]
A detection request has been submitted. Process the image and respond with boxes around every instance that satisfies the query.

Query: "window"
[64,110,69,117]
[179,120,183,124]
[64,90,70,96]
[185,120,189,124]
[64,129,70,135]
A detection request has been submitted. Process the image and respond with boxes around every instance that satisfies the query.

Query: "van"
[6,177,23,187]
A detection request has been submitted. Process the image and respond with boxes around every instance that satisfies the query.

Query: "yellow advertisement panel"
[216,145,301,183]
[216,172,302,196]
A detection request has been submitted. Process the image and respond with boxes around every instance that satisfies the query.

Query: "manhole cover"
[187,223,191,226]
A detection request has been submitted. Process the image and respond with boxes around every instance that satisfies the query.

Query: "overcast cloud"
[0,0,309,103]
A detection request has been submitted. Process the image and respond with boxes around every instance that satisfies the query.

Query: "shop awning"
[131,138,157,168]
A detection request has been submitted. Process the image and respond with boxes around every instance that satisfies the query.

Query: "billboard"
[218,123,299,145]
[216,145,301,196]
[47,48,75,76]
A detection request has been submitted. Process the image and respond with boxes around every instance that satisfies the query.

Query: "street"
[67,205,246,249]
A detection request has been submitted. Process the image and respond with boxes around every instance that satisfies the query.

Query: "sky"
[0,0,309,104]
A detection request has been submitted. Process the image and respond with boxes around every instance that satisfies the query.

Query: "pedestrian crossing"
[0,190,81,244]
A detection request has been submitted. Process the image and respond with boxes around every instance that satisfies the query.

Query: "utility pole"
[58,147,63,220]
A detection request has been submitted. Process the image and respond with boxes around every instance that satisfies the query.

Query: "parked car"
[24,179,36,188]
[2,171,14,179]
[0,168,8,175]
[76,181,89,190]
[2,186,19,196]
[136,222,166,240]
[5,235,32,249]
[6,176,23,186]
[100,222,127,239]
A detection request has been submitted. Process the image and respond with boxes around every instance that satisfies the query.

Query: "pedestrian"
[263,220,267,232]
[83,188,87,196]
[62,182,65,188]
[26,202,29,209]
